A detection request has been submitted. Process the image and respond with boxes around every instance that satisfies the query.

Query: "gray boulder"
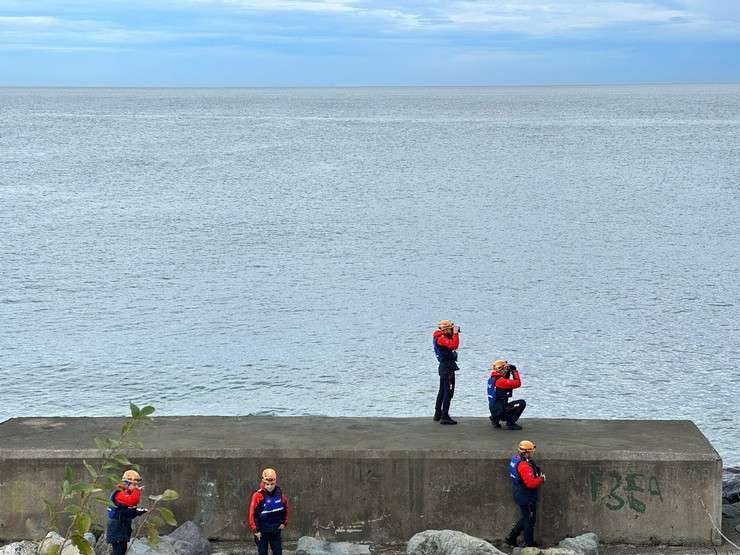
[93,533,111,555]
[38,532,85,555]
[406,530,504,555]
[557,532,599,555]
[521,549,577,555]
[126,539,177,555]
[295,537,370,555]
[163,522,211,555]
[722,468,740,504]
[0,541,38,555]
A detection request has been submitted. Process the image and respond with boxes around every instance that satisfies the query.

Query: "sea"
[1,85,738,466]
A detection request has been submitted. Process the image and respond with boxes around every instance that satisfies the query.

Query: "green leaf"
[65,466,75,483]
[76,512,92,534]
[70,534,94,555]
[70,482,95,494]
[148,515,165,528]
[157,507,177,527]
[64,504,83,515]
[130,403,141,418]
[62,480,71,495]
[160,489,179,502]
[82,460,98,479]
[148,494,163,503]
[146,523,160,547]
[94,437,113,451]
[140,406,155,417]
[113,454,132,466]
[46,545,60,555]
[92,496,114,507]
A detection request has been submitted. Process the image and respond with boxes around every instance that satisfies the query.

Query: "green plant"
[44,403,179,555]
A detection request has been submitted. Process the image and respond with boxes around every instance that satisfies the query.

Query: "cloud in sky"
[0,0,738,85]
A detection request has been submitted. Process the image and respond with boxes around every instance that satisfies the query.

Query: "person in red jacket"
[106,469,147,555]
[432,319,461,425]
[506,441,545,547]
[248,468,289,555]
[487,360,526,430]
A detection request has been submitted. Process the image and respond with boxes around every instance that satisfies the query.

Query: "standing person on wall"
[433,319,460,425]
[248,468,290,555]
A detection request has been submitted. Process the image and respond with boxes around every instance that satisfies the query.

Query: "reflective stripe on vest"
[259,492,285,517]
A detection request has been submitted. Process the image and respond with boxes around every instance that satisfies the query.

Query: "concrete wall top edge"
[0,450,723,462]
[0,416,719,462]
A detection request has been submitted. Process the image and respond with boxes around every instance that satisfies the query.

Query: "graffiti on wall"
[589,470,662,514]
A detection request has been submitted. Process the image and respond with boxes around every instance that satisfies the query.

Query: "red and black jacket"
[248,485,289,534]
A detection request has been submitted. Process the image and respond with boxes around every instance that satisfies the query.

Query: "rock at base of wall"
[722,468,740,505]
[93,533,110,555]
[557,532,599,555]
[0,541,38,555]
[295,536,371,555]
[38,532,85,555]
[127,539,178,555]
[164,522,211,555]
[520,549,577,555]
[406,530,505,555]
[722,503,740,520]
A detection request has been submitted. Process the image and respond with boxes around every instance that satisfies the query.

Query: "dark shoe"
[492,420,502,429]
[506,422,523,430]
[504,533,518,546]
[433,411,442,422]
[440,416,458,425]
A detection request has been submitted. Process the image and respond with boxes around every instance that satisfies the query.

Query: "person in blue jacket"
[505,441,545,548]
[106,469,147,555]
[248,468,290,555]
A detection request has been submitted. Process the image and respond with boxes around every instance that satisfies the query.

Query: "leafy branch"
[44,403,178,555]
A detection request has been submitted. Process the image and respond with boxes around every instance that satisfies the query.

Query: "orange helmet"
[261,468,277,483]
[492,360,507,371]
[437,319,454,330]
[518,440,536,453]
[121,469,141,482]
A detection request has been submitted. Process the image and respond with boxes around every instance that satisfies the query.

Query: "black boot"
[433,410,442,422]
[491,418,502,429]
[440,414,457,425]
[506,422,523,430]
[504,532,518,546]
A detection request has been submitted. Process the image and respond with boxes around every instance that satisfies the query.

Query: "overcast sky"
[1,0,738,86]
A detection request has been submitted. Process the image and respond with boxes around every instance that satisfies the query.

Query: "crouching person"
[248,468,290,555]
[488,360,526,430]
[107,470,147,555]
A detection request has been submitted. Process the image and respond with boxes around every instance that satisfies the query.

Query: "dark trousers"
[255,530,282,555]
[490,399,526,425]
[111,542,127,555]
[435,373,455,416]
[509,502,537,547]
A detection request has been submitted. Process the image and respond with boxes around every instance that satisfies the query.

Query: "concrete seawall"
[0,417,722,546]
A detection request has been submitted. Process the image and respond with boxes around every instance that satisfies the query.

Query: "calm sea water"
[1,86,738,465]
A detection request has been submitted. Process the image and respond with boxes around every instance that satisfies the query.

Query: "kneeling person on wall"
[487,360,526,430]
[248,468,290,555]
